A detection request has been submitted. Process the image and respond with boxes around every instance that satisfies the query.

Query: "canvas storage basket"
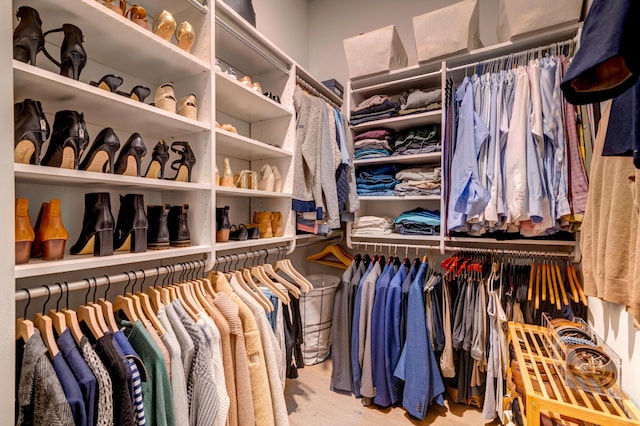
[300,274,340,365]
[343,25,408,79]
[497,0,583,42]
[412,0,481,63]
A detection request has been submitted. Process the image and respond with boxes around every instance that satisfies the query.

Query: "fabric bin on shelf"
[497,0,584,42]
[343,25,408,79]
[300,273,340,365]
[412,0,481,64]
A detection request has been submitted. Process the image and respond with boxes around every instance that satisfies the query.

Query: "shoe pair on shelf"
[151,9,196,53]
[238,75,263,94]
[90,74,150,102]
[155,83,198,120]
[258,164,283,192]
[253,211,284,238]
[216,206,263,242]
[214,158,281,191]
[100,2,149,29]
[145,140,197,183]
[13,6,86,80]
[215,121,238,134]
[15,198,68,264]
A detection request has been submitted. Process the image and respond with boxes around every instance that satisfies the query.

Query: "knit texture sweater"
[79,336,114,426]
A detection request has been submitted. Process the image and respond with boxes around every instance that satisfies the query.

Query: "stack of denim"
[393,207,440,235]
[356,164,400,196]
[350,95,400,125]
[391,124,441,156]
[354,129,394,160]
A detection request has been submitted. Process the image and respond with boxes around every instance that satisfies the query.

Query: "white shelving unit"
[354,152,441,166]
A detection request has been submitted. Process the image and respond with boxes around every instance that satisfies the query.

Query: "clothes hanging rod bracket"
[185,0,208,14]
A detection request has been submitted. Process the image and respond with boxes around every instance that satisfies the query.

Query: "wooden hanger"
[239,268,274,312]
[275,257,312,292]
[534,262,541,310]
[33,286,59,358]
[306,244,353,270]
[251,265,290,304]
[76,279,105,339]
[83,278,110,334]
[568,264,588,306]
[114,272,140,323]
[97,276,118,333]
[527,258,535,302]
[146,267,164,312]
[263,262,301,299]
[566,263,579,303]
[16,288,35,342]
[554,262,569,306]
[47,283,66,336]
[135,270,166,335]
[57,283,83,344]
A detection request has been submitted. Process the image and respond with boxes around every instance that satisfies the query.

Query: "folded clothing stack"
[356,164,400,196]
[351,215,394,236]
[354,129,393,160]
[350,95,400,125]
[394,166,441,196]
[393,207,440,235]
[391,124,441,156]
[398,88,442,116]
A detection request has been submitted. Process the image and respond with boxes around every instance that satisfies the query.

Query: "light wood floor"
[284,359,500,425]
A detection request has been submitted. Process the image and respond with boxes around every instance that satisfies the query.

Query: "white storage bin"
[343,25,408,79]
[497,0,584,42]
[300,274,340,365]
[412,0,482,63]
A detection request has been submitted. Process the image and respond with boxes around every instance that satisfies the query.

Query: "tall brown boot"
[252,211,273,238]
[31,199,69,260]
[271,211,283,237]
[15,198,35,264]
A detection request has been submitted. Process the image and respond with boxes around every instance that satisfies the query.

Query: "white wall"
[254,0,310,67]
[307,0,499,87]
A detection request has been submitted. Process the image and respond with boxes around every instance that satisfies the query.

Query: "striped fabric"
[129,359,147,426]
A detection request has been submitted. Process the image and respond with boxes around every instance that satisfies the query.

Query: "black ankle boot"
[70,192,114,256]
[13,6,44,65]
[114,194,147,253]
[41,110,89,169]
[216,205,231,242]
[14,99,49,165]
[147,205,170,250]
[79,127,120,174]
[43,24,87,80]
[168,204,191,247]
[114,133,147,176]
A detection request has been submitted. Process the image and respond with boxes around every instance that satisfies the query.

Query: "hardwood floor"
[284,359,500,425]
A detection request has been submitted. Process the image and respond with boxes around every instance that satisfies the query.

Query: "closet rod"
[444,245,573,258]
[184,0,208,14]
[15,259,206,302]
[296,76,341,109]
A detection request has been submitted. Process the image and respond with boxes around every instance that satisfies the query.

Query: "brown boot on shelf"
[271,211,284,237]
[216,206,231,242]
[15,198,35,265]
[252,211,273,238]
[31,199,69,260]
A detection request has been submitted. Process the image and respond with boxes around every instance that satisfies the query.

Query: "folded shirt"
[394,222,439,235]
[394,207,441,227]
[354,129,393,141]
[352,95,391,113]
[392,145,442,156]
[398,102,442,116]
[352,215,394,235]
[354,148,391,159]
[351,99,399,117]
[354,139,393,151]
[395,166,441,182]
[394,181,441,197]
[350,109,397,125]
[392,125,440,149]
[400,88,442,110]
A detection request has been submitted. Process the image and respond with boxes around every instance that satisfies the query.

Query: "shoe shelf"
[14,164,211,192]
[354,152,442,166]
[215,236,294,252]
[14,61,211,139]
[19,0,210,84]
[14,244,212,279]
[215,129,292,160]
[358,195,440,201]
[215,186,292,198]
[215,70,292,122]
[350,109,442,132]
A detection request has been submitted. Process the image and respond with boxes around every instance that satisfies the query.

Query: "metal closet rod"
[185,0,208,14]
[296,76,341,109]
[15,259,207,302]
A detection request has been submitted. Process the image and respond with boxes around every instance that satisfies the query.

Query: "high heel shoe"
[114,133,147,176]
[168,141,196,182]
[31,199,69,261]
[89,74,124,92]
[126,5,148,30]
[155,83,176,113]
[144,140,170,179]
[42,24,87,81]
[177,94,197,120]
[147,204,170,250]
[14,99,49,165]
[176,21,196,53]
[70,192,114,256]
[13,6,44,66]
[15,198,35,265]
[41,110,89,170]
[117,85,151,102]
[79,127,120,174]
[153,10,177,42]
[101,0,126,15]
[168,204,190,247]
[114,194,147,253]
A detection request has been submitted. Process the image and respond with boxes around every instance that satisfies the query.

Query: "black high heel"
[90,74,123,92]
[114,133,147,176]
[14,99,49,165]
[13,6,44,66]
[41,110,89,169]
[117,85,151,103]
[144,140,170,179]
[70,192,114,256]
[42,24,87,80]
[79,128,120,174]
[167,141,196,182]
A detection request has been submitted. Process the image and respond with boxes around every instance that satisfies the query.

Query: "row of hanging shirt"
[445,49,596,237]
[16,258,312,426]
[330,248,588,422]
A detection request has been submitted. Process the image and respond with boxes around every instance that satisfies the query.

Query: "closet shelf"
[14,164,211,191]
[352,69,443,99]
[215,236,294,251]
[358,195,440,201]
[14,245,211,279]
[25,0,210,84]
[354,152,441,166]
[216,70,292,122]
[350,110,441,132]
[216,187,292,198]
[14,61,211,139]
[350,233,441,243]
[215,129,291,160]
